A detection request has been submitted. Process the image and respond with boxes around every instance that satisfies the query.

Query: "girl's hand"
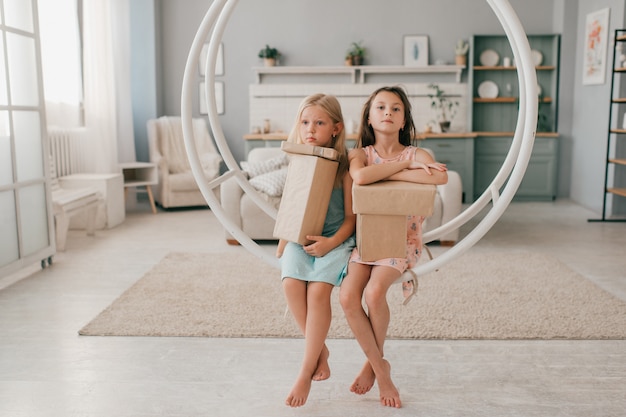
[406,161,448,175]
[303,235,333,257]
[276,239,287,258]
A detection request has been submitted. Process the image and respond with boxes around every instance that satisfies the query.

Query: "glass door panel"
[6,33,38,107]
[18,183,49,256]
[0,111,12,186]
[3,0,34,33]
[0,190,19,266]
[14,111,42,182]
[0,41,7,105]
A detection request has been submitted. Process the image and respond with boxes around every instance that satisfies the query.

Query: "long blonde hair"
[287,93,348,188]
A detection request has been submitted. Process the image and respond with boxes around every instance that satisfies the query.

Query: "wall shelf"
[252,64,465,84]
[474,65,556,71]
[473,97,553,103]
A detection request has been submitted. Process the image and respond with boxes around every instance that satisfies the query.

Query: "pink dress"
[349,145,424,274]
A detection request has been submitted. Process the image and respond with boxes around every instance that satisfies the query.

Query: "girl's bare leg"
[340,264,402,408]
[282,278,330,380]
[283,280,334,407]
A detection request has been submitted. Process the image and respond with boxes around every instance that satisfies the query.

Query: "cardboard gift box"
[352,181,436,261]
[273,142,339,245]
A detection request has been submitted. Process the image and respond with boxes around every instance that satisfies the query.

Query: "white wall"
[153,0,557,159]
[570,0,626,213]
[133,0,626,212]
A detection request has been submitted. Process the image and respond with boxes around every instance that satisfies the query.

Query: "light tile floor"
[0,200,625,417]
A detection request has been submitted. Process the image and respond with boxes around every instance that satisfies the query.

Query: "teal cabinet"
[422,136,474,203]
[474,136,558,201]
[471,34,560,201]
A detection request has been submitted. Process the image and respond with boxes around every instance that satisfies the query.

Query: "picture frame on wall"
[403,35,429,67]
[582,7,610,85]
[199,42,224,77]
[199,81,225,115]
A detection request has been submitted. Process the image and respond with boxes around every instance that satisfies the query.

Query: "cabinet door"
[474,136,558,201]
[425,138,474,203]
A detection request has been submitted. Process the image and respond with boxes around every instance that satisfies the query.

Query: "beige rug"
[79,251,626,339]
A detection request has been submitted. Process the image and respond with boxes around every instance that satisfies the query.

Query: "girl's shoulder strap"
[405,145,418,159]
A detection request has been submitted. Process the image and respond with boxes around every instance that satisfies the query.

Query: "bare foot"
[312,345,331,381]
[285,375,312,408]
[377,359,401,408]
[349,361,375,395]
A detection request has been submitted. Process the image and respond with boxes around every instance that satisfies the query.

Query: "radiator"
[48,127,89,177]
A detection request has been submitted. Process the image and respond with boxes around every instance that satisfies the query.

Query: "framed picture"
[199,81,224,115]
[403,35,429,67]
[199,42,224,76]
[583,7,610,85]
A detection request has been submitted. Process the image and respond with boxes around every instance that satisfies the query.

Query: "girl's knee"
[363,284,388,309]
[339,287,360,313]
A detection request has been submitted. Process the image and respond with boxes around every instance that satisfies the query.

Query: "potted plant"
[258,44,280,67]
[427,83,459,133]
[346,41,365,66]
[455,39,469,66]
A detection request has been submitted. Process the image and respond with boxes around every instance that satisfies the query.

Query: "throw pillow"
[248,167,288,197]
[241,153,289,178]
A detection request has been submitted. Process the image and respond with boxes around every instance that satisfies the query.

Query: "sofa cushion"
[248,167,288,197]
[241,153,289,178]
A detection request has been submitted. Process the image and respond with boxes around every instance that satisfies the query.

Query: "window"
[38,0,83,127]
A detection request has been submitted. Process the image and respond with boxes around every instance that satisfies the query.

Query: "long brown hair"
[356,85,416,148]
[287,93,348,188]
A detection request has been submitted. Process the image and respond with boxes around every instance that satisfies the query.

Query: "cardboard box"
[356,214,406,261]
[352,181,436,261]
[280,141,339,161]
[352,181,437,216]
[273,143,339,245]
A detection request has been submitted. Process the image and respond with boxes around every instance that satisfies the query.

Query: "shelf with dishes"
[471,34,560,201]
[473,97,553,103]
[473,65,556,71]
[252,64,466,84]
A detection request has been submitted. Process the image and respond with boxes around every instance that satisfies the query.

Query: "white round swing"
[180,0,538,277]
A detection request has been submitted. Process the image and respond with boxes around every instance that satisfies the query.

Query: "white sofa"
[221,147,463,246]
[147,116,222,208]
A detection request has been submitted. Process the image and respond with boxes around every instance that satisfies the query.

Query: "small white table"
[119,162,158,214]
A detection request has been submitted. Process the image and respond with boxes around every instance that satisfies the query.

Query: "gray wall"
[571,0,626,214]
[130,0,626,214]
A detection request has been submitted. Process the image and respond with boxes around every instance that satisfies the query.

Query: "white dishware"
[478,80,499,98]
[479,49,499,66]
[531,49,543,66]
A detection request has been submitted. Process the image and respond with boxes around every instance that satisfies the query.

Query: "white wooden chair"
[49,156,102,251]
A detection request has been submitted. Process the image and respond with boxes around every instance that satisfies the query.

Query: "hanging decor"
[583,7,610,85]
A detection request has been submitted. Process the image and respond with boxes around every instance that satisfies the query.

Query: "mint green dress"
[280,188,356,286]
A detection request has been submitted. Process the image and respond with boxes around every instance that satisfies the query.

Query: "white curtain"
[38,0,82,127]
[82,0,136,173]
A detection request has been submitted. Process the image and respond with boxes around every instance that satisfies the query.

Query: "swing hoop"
[180,0,538,276]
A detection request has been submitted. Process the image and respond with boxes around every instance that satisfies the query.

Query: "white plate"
[478,80,499,98]
[479,49,499,66]
[531,49,543,66]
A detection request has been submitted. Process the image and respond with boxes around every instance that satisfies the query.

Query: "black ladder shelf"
[589,28,626,222]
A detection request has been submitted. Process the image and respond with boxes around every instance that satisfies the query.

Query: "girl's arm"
[387,148,448,185]
[303,173,356,258]
[349,148,413,185]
